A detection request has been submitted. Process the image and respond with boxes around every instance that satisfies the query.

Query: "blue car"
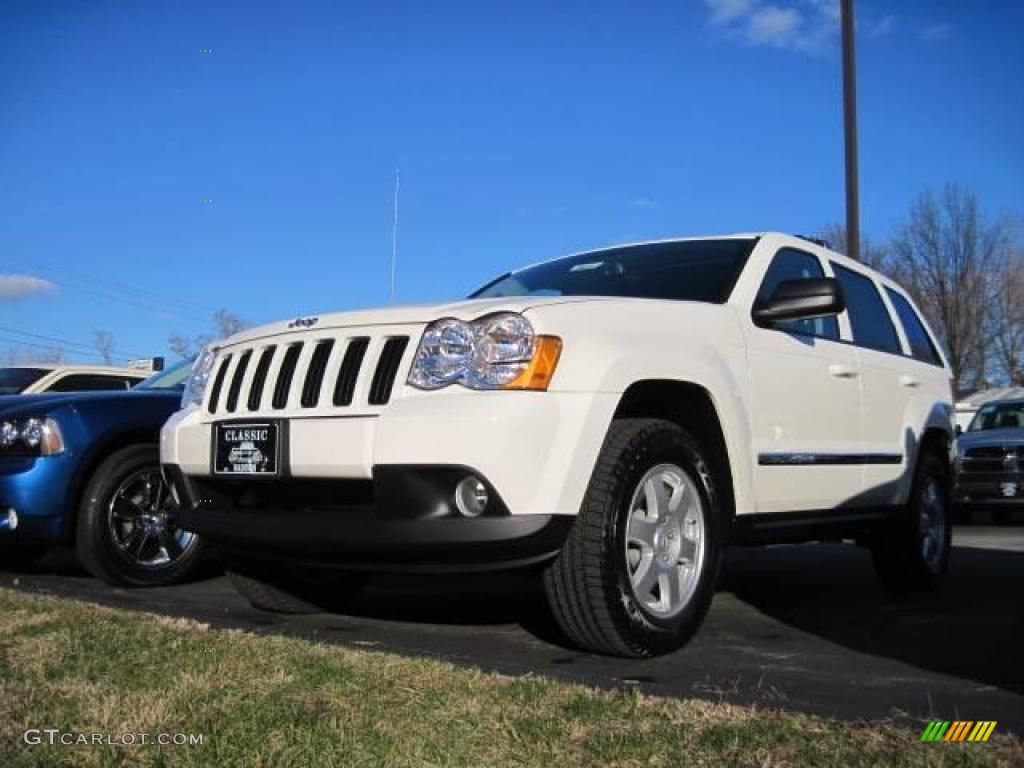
[0,358,204,585]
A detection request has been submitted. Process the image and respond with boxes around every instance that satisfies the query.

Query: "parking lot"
[4,524,1022,735]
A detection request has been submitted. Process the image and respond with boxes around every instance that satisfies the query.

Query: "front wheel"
[543,418,723,657]
[870,451,951,592]
[76,445,204,587]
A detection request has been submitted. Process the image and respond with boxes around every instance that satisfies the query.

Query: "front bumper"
[165,464,575,572]
[0,456,73,545]
[955,472,1024,508]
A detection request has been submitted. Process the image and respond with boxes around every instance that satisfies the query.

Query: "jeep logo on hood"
[288,316,319,329]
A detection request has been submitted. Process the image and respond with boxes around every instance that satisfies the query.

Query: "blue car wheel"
[75,444,204,586]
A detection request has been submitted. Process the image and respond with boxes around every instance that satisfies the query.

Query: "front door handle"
[829,363,859,379]
[899,375,921,388]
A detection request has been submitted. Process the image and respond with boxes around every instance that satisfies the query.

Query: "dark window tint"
[756,248,839,340]
[472,239,756,304]
[0,367,47,395]
[831,263,902,354]
[46,374,138,392]
[885,289,942,366]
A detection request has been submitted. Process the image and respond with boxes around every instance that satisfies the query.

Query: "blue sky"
[1,0,1021,364]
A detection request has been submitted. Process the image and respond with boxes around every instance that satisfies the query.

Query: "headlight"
[0,417,65,456]
[181,347,219,408]
[408,313,562,391]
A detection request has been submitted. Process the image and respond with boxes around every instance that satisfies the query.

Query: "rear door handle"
[829,363,859,379]
[899,375,921,388]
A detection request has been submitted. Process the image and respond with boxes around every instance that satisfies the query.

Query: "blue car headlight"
[0,417,65,457]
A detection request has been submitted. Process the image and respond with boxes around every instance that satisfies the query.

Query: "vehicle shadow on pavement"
[720,540,1024,697]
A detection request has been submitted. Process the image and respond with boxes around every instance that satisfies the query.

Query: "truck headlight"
[408,313,562,391]
[181,347,219,408]
[0,417,65,456]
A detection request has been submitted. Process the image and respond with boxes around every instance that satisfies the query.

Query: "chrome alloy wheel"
[624,463,707,618]
[107,468,196,569]
[919,476,947,573]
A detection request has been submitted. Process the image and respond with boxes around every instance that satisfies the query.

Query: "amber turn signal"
[502,336,563,391]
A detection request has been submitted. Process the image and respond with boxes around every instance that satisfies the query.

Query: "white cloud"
[630,196,661,211]
[0,274,57,301]
[921,22,952,42]
[703,0,897,55]
[746,5,803,48]
[866,14,895,39]
[705,0,758,25]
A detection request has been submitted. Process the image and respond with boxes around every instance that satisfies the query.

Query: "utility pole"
[841,0,860,261]
[390,168,400,303]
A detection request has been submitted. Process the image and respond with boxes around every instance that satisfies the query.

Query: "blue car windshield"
[0,367,48,395]
[470,239,756,304]
[136,358,195,391]
[968,401,1024,432]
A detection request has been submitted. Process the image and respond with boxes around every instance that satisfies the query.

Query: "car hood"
[220,295,618,348]
[957,427,1024,452]
[0,389,181,417]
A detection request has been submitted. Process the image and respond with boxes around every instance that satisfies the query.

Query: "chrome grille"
[961,445,1022,474]
[206,331,413,417]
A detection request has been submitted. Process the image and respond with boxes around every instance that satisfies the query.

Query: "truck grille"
[207,330,414,416]
[961,445,1022,475]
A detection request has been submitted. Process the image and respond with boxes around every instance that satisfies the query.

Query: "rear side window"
[885,289,942,366]
[46,374,134,392]
[756,248,839,340]
[831,263,902,354]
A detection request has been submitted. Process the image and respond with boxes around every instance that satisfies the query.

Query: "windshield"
[968,401,1024,432]
[0,367,48,395]
[471,239,756,304]
[136,357,195,391]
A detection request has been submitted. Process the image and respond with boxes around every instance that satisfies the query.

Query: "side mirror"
[753,277,845,326]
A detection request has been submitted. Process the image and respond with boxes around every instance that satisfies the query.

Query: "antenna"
[390,168,400,303]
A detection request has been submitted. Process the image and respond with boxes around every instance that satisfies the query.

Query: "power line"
[0,336,111,364]
[7,253,221,316]
[0,325,149,361]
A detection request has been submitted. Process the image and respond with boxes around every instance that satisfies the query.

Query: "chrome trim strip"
[758,453,902,466]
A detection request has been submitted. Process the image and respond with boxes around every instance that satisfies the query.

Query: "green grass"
[0,588,1020,767]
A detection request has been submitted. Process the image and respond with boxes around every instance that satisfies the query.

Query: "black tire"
[225,557,367,614]
[542,418,723,658]
[870,451,951,592]
[76,444,204,587]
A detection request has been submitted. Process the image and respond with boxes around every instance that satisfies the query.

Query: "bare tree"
[168,309,250,359]
[213,309,247,339]
[93,331,116,365]
[990,247,1024,385]
[168,333,195,359]
[39,346,65,364]
[817,223,890,271]
[888,183,1015,389]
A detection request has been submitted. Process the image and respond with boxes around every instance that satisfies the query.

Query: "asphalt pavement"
[3,524,1022,734]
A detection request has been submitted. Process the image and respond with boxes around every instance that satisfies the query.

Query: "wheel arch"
[612,379,739,529]
[62,428,159,543]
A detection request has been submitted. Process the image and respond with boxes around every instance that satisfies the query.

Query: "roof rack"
[795,234,832,249]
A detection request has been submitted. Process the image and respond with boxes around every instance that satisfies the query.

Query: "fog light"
[454,476,489,518]
[1,508,17,531]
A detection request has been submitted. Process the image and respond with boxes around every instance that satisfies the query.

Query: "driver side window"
[756,248,839,340]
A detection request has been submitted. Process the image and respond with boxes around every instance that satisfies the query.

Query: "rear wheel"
[76,445,204,587]
[225,557,367,614]
[871,451,951,592]
[543,418,722,657]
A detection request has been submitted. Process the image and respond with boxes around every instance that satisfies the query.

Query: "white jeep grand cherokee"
[162,233,955,657]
